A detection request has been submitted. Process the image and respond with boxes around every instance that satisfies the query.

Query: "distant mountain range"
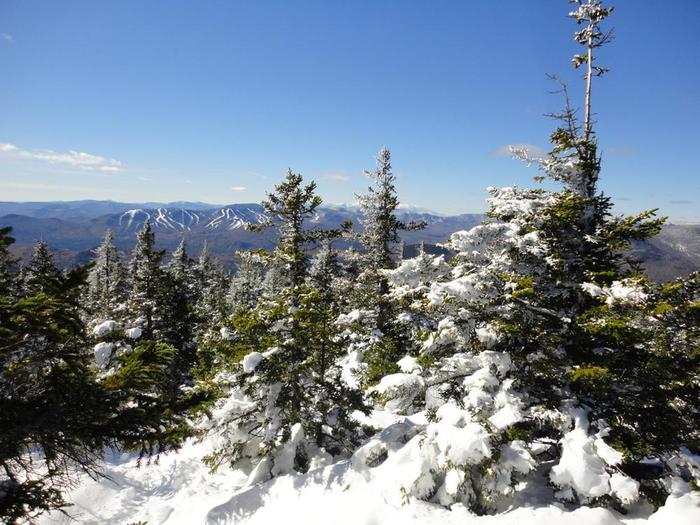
[1,200,698,281]
[0,200,483,269]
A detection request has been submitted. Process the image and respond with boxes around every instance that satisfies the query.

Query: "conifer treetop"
[356,148,425,270]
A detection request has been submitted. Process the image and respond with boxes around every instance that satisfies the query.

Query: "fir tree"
[352,149,424,384]
[160,238,197,371]
[0,226,17,294]
[0,229,203,523]
[251,169,324,288]
[127,222,164,339]
[86,229,127,320]
[22,241,62,295]
[227,250,266,314]
[356,147,425,271]
[202,171,365,476]
[192,241,229,327]
[371,0,684,511]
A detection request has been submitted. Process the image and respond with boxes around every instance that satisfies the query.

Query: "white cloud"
[492,143,546,158]
[321,172,351,182]
[231,185,247,191]
[1,33,14,43]
[0,142,122,172]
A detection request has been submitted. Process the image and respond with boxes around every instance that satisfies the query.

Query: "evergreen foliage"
[0,228,208,522]
[353,149,424,385]
[127,222,165,339]
[22,241,62,295]
[192,241,229,328]
[201,171,367,477]
[356,147,425,271]
[86,229,127,320]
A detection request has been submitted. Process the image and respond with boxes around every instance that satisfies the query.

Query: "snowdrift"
[39,413,700,525]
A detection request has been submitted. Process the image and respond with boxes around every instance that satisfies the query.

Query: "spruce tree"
[353,149,424,384]
[127,222,164,339]
[0,239,207,524]
[202,171,366,476]
[86,229,127,320]
[227,250,266,315]
[193,241,229,327]
[357,147,425,271]
[22,241,62,295]
[160,238,197,373]
[0,226,17,294]
[372,0,686,511]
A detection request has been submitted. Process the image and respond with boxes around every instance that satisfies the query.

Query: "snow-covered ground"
[39,410,700,525]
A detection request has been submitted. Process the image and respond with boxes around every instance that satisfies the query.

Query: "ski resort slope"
[39,410,700,525]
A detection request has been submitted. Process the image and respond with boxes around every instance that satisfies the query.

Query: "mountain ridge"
[1,201,697,281]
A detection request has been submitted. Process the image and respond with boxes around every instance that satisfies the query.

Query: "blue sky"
[0,0,698,221]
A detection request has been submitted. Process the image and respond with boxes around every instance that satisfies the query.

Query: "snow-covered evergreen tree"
[349,149,425,384]
[366,0,685,512]
[357,147,425,271]
[127,222,164,339]
[201,171,366,478]
[0,229,205,522]
[192,241,229,327]
[86,229,127,320]
[0,226,17,295]
[227,250,267,314]
[159,238,198,374]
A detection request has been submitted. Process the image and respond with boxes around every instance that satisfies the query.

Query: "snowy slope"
[38,410,700,525]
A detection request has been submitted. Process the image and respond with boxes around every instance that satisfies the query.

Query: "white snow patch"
[125,327,142,339]
[93,342,114,367]
[93,320,118,337]
[242,352,263,373]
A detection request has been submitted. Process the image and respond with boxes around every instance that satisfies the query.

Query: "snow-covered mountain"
[0,202,484,268]
[113,205,269,233]
[2,201,698,280]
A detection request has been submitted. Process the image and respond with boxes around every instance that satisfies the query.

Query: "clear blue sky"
[0,0,698,221]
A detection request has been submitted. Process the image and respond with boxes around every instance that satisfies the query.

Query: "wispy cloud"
[1,33,13,43]
[492,143,546,159]
[0,142,122,172]
[669,200,692,205]
[231,185,247,192]
[321,172,351,183]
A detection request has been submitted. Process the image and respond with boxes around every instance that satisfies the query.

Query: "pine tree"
[22,241,62,295]
[0,226,17,294]
[160,238,197,371]
[127,222,164,339]
[202,171,365,477]
[86,229,127,320]
[0,231,208,523]
[356,147,425,271]
[192,241,229,327]
[353,149,425,384]
[227,250,266,315]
